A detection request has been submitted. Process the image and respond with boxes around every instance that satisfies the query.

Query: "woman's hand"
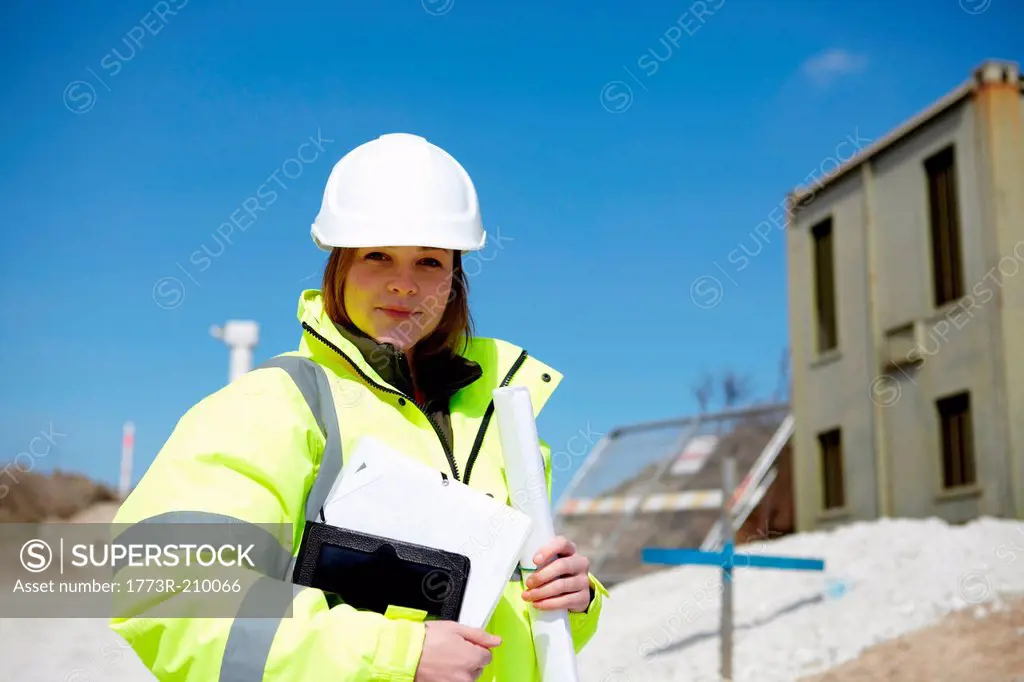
[414,621,501,682]
[521,535,593,613]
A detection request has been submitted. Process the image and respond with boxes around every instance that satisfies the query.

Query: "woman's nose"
[387,273,418,295]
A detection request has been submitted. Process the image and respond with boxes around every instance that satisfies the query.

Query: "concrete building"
[786,59,1024,531]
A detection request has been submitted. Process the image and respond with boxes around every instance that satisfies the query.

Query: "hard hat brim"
[310,223,487,253]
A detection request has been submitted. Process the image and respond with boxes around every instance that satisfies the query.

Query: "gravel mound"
[577,515,1024,681]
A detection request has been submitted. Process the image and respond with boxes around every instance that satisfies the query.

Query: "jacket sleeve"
[538,437,609,654]
[109,363,425,682]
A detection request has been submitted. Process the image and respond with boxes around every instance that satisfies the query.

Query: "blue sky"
[1,0,1020,503]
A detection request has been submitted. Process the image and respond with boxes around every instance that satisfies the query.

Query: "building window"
[925,145,964,307]
[818,428,844,510]
[811,217,838,353]
[937,391,976,488]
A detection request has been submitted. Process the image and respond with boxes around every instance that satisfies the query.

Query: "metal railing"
[553,402,792,585]
[701,413,794,550]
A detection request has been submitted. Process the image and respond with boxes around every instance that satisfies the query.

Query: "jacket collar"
[330,316,483,408]
[295,289,563,415]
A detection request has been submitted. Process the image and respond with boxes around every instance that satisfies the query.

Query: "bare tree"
[691,369,756,416]
[690,369,756,436]
[772,346,791,404]
[692,371,715,414]
[722,370,753,408]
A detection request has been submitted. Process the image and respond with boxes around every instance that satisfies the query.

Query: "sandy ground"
[798,594,1024,682]
[2,501,158,682]
[1,616,155,682]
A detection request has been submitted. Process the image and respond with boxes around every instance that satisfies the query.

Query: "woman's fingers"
[527,588,591,612]
[533,535,576,567]
[522,570,590,602]
[526,554,589,589]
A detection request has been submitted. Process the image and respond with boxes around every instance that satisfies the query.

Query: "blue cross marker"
[641,539,825,681]
[639,456,826,680]
[641,542,825,576]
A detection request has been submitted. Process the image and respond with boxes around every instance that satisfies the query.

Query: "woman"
[110,133,608,681]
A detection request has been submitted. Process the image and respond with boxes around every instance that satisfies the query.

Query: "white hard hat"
[310,133,487,252]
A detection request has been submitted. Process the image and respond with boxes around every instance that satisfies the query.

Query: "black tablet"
[292,520,471,621]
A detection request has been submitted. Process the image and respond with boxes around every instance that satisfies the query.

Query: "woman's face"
[342,246,454,351]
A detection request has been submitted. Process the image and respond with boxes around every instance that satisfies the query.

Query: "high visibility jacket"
[109,289,608,681]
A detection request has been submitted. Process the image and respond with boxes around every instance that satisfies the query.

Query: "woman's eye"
[420,258,442,268]
[365,252,389,261]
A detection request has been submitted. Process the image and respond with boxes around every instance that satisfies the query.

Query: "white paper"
[320,435,532,629]
[492,385,580,682]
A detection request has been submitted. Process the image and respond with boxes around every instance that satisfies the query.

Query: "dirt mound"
[799,593,1024,681]
[0,468,120,523]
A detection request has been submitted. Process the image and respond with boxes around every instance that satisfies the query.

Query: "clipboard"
[317,435,533,628]
[293,521,471,621]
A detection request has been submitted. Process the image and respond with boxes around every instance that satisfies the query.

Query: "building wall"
[788,168,879,530]
[869,99,1007,523]
[788,66,1023,530]
[984,72,1024,519]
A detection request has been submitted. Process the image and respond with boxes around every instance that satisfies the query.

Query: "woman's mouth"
[378,307,415,319]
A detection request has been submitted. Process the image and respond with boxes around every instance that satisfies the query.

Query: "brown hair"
[321,247,475,357]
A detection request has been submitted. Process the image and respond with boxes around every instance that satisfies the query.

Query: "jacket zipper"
[302,322,530,487]
[301,322,461,481]
[462,349,529,486]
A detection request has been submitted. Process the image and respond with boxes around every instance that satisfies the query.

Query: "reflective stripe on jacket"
[109,288,608,681]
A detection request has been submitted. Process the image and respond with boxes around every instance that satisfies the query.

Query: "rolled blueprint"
[492,385,580,682]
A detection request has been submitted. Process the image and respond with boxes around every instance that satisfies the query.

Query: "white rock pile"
[577,515,1024,682]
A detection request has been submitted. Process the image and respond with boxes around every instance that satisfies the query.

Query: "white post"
[120,421,135,499]
[721,455,736,682]
[229,344,254,383]
[210,320,260,384]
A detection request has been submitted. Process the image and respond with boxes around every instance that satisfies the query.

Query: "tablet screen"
[312,542,456,617]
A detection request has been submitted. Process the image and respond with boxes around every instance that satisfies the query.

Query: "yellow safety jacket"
[110,289,608,681]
